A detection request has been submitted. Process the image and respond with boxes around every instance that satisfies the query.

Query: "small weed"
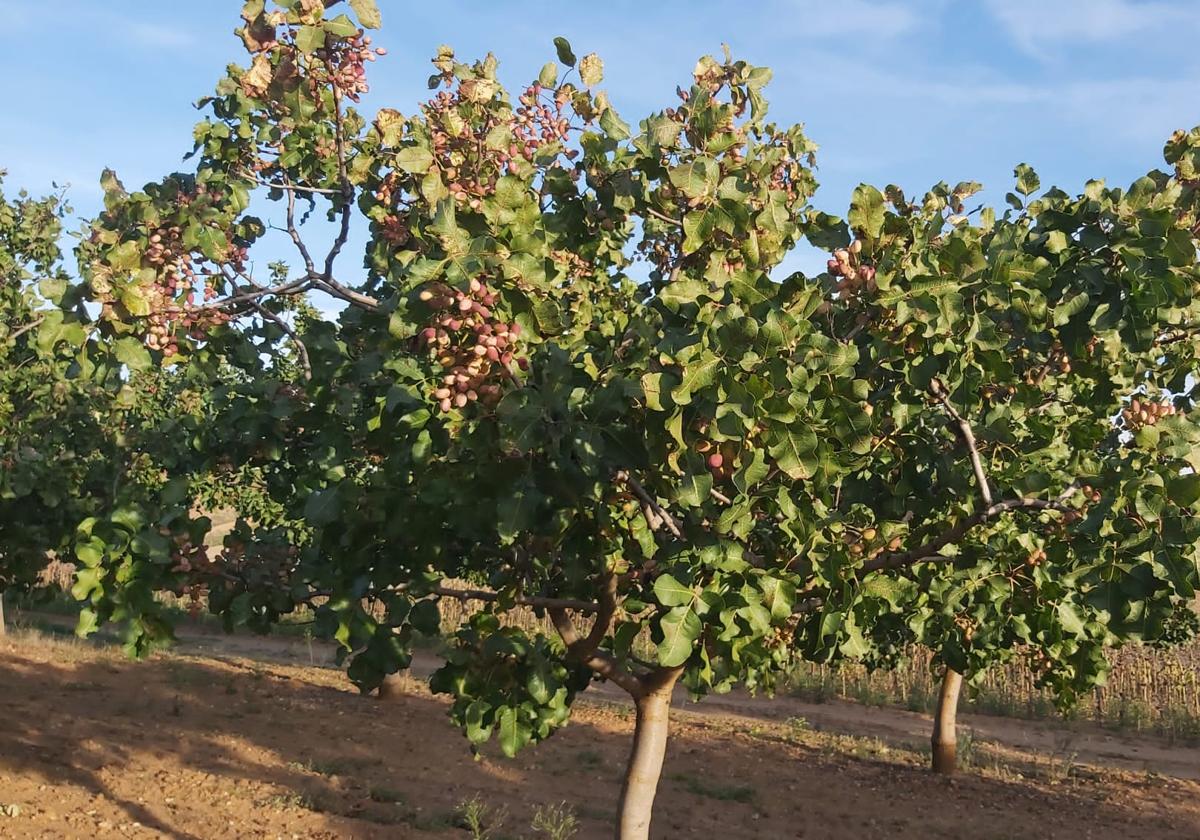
[785,716,810,738]
[289,756,361,777]
[574,749,604,768]
[265,791,316,811]
[457,794,508,840]
[369,786,406,805]
[530,801,579,839]
[671,772,755,803]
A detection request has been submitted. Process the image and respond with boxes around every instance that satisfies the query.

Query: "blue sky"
[2,0,1199,287]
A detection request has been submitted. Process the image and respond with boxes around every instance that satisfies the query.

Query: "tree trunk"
[931,666,963,774]
[0,594,6,636]
[376,673,404,700]
[615,673,680,840]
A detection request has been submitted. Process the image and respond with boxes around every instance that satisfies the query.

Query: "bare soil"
[1,624,1198,839]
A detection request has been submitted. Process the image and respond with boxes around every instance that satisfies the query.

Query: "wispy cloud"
[982,0,1197,56]
[125,21,195,50]
[0,1,193,50]
[773,0,925,39]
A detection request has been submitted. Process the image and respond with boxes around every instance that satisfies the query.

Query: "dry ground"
[1,628,1199,839]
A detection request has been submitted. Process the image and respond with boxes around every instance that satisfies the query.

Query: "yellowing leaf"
[579,53,604,87]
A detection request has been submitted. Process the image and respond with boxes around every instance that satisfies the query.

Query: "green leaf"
[322,14,359,37]
[767,427,819,480]
[599,108,630,141]
[670,355,721,405]
[1053,291,1089,326]
[668,158,719,200]
[654,574,694,607]
[1056,601,1086,636]
[304,487,341,526]
[188,224,229,262]
[497,482,541,544]
[296,25,326,53]
[658,605,701,666]
[497,706,530,757]
[120,286,152,318]
[113,336,152,371]
[538,61,558,88]
[1014,163,1040,197]
[349,0,382,29]
[848,184,885,240]
[395,146,435,175]
[553,36,576,66]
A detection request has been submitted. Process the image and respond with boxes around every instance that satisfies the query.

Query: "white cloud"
[983,0,1196,55]
[776,0,924,39]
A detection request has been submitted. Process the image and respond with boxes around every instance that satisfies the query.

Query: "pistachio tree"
[0,174,110,633]
[67,2,1200,836]
[827,160,1200,772]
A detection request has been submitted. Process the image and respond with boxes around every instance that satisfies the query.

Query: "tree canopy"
[3,1,1199,836]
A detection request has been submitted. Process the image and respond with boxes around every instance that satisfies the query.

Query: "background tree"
[60,2,1200,837]
[0,173,111,635]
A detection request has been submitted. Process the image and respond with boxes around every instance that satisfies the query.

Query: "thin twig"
[616,470,683,538]
[862,493,1075,574]
[251,302,312,381]
[5,316,44,342]
[308,272,380,311]
[323,91,354,280]
[929,378,992,506]
[237,169,344,195]
[283,172,316,275]
[644,206,683,227]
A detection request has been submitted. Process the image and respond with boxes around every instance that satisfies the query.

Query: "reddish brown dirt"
[1,630,1199,839]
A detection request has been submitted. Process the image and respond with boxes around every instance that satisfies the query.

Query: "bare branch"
[323,92,354,280]
[251,302,312,381]
[5,316,44,342]
[431,584,598,614]
[929,378,992,506]
[709,487,733,505]
[283,172,317,275]
[308,273,380,312]
[616,470,683,539]
[195,277,312,313]
[862,494,1075,574]
[237,169,344,195]
[644,206,683,228]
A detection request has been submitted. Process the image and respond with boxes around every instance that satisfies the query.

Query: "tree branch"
[251,302,312,381]
[616,470,683,539]
[547,571,645,698]
[644,206,683,227]
[237,169,344,195]
[862,494,1074,574]
[322,91,354,280]
[5,316,44,342]
[929,378,992,506]
[308,272,380,312]
[283,172,317,275]
[431,584,598,614]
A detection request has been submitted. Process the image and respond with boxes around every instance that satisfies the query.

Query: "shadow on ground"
[1,636,1198,839]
